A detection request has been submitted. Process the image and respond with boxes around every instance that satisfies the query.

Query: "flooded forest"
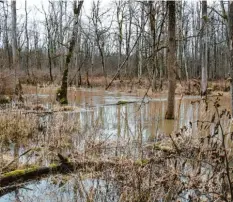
[1,0,233,201]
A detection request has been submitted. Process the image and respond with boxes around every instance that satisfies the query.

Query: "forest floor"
[67,76,231,99]
[24,75,231,95]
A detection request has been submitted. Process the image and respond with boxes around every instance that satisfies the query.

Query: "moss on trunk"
[56,67,68,104]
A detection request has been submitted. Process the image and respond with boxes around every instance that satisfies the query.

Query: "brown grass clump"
[0,72,15,96]
[0,112,37,146]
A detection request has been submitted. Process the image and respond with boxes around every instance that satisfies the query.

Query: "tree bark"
[57,0,84,104]
[2,2,11,69]
[11,0,19,93]
[116,1,124,80]
[229,1,233,114]
[149,1,157,92]
[11,0,17,67]
[25,0,30,78]
[165,1,176,120]
[201,1,208,96]
[138,2,145,79]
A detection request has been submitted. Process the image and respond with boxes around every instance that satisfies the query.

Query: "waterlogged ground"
[23,85,215,137]
[1,86,232,202]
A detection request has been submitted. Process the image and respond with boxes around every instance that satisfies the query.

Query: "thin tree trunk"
[92,1,108,87]
[11,0,18,92]
[149,1,157,92]
[43,7,53,83]
[138,2,145,79]
[59,0,64,73]
[25,0,30,78]
[116,1,124,80]
[125,3,132,76]
[11,0,17,67]
[3,2,11,69]
[201,1,208,96]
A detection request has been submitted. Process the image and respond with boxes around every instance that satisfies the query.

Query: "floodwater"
[1,178,119,202]
[1,86,232,202]
[24,86,221,139]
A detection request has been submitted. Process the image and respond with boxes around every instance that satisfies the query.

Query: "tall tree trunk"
[3,2,11,69]
[165,1,176,120]
[11,0,18,90]
[138,2,145,79]
[92,0,108,87]
[11,0,17,66]
[116,1,124,80]
[125,2,132,76]
[59,0,64,73]
[43,6,53,83]
[56,0,84,104]
[149,1,157,92]
[201,1,208,96]
[25,0,30,78]
[229,1,233,114]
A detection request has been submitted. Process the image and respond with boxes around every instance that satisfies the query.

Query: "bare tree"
[59,0,65,73]
[2,1,11,68]
[125,1,133,75]
[229,1,233,114]
[11,0,17,72]
[56,0,84,104]
[91,0,110,87]
[149,1,157,92]
[138,2,145,79]
[25,0,30,78]
[116,0,125,80]
[165,1,176,120]
[201,1,208,96]
[42,3,53,82]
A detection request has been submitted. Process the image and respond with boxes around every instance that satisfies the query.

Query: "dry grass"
[0,111,37,146]
[0,71,15,96]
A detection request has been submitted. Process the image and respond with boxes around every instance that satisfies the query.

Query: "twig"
[168,134,180,154]
[1,149,32,173]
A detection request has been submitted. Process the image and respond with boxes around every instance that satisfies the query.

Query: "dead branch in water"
[0,159,117,188]
[1,148,32,172]
[0,153,165,197]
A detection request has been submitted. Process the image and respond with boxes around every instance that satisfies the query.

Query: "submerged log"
[0,164,68,196]
[0,154,156,197]
[0,160,117,188]
[0,152,123,197]
[0,164,70,188]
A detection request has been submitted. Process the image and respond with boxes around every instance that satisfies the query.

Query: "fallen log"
[0,163,70,197]
[0,159,119,197]
[0,160,118,188]
[0,153,161,197]
[0,164,69,188]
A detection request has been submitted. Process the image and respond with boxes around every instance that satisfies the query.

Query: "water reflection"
[23,86,232,142]
[1,177,119,202]
[76,93,204,142]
